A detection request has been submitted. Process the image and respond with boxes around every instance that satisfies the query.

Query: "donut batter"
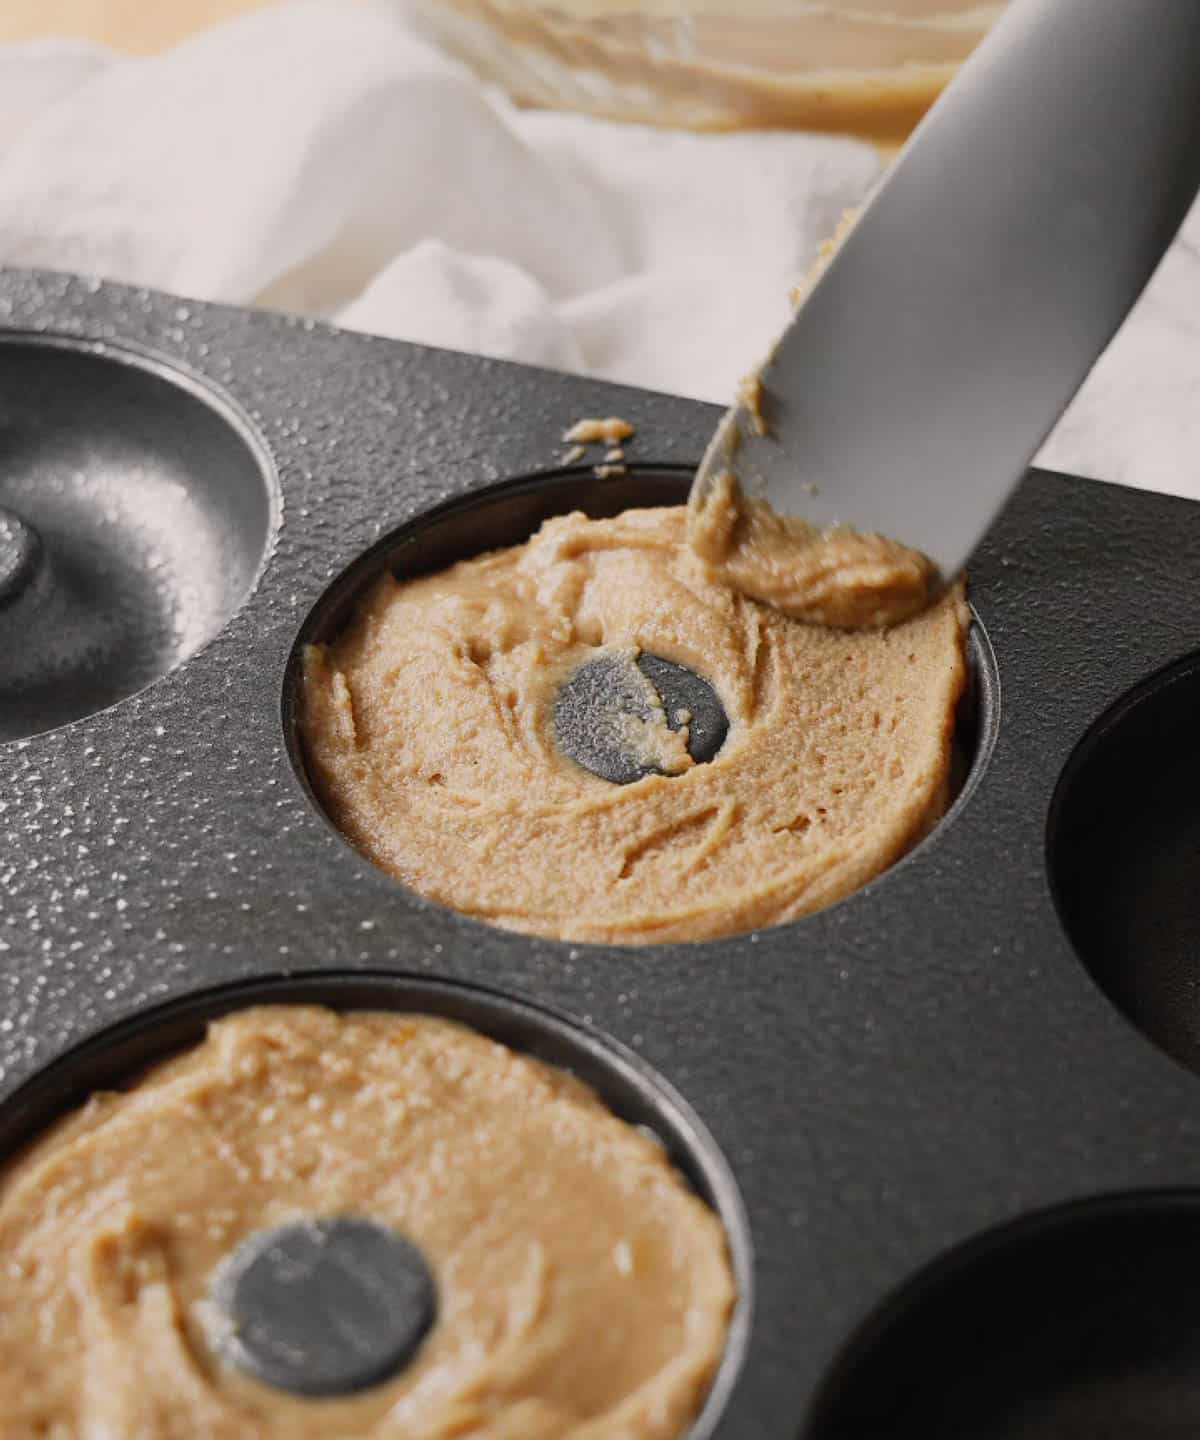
[418,0,1004,139]
[300,505,968,943]
[0,1006,734,1438]
[689,469,936,628]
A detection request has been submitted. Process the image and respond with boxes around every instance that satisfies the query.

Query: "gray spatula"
[691,0,1200,583]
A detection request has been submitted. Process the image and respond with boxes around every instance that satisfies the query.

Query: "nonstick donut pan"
[4,266,1200,1437]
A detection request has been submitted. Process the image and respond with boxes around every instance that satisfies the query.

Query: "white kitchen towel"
[2,0,1198,497]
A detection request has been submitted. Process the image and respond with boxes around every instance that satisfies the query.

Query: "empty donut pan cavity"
[807,1193,1200,1439]
[0,333,277,741]
[6,271,1200,1435]
[1049,651,1200,1077]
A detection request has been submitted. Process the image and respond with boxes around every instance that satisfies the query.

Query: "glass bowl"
[405,0,1006,139]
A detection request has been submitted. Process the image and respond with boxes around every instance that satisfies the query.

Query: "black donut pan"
[5,267,1200,1436]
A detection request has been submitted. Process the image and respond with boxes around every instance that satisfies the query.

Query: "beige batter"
[301,505,967,943]
[0,1006,733,1439]
[690,470,936,629]
[418,0,1004,138]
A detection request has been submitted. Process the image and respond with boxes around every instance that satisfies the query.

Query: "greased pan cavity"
[4,268,1200,1437]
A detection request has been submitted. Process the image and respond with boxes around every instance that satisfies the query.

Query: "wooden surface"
[0,0,281,50]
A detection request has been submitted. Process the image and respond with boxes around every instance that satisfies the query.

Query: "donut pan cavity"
[0,969,751,1433]
[0,332,277,741]
[283,463,997,835]
[6,268,1200,1435]
[1048,652,1200,1077]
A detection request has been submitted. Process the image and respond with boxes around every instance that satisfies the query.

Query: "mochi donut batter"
[689,469,937,628]
[301,505,968,942]
[0,1006,734,1439]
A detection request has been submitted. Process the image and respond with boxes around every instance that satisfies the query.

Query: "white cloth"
[2,0,1199,497]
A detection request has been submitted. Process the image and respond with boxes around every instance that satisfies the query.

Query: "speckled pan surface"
[4,266,1200,1436]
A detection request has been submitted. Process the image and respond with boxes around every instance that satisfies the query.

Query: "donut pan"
[5,267,1200,1437]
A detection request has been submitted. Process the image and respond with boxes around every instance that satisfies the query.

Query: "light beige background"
[0,0,276,50]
